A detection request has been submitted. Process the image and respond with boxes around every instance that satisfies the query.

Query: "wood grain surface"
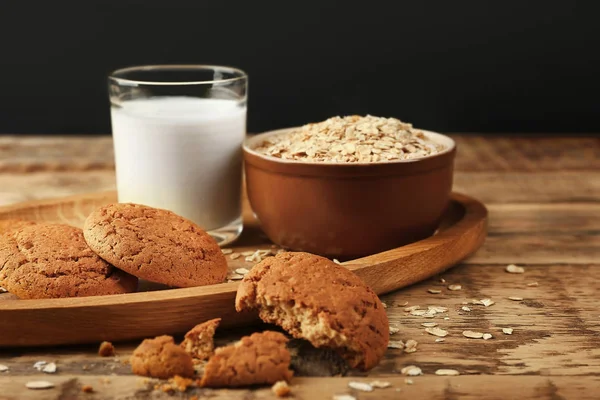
[0,134,599,399]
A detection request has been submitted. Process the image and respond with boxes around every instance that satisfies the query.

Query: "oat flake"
[502,328,514,335]
[221,248,233,254]
[405,378,414,385]
[333,395,356,400]
[33,361,47,371]
[401,365,422,376]
[435,338,445,343]
[388,340,405,349]
[435,369,460,376]
[26,381,55,390]
[508,296,524,301]
[229,253,241,260]
[462,331,484,339]
[448,284,462,291]
[404,305,420,312]
[389,325,401,335]
[428,289,442,294]
[527,282,539,287]
[480,299,495,307]
[404,339,418,353]
[506,264,525,274]
[425,327,448,337]
[42,363,57,374]
[333,259,341,264]
[421,322,438,328]
[461,306,471,312]
[228,273,244,280]
[0,365,8,372]
[370,380,392,388]
[235,268,250,275]
[347,381,373,392]
[483,333,493,340]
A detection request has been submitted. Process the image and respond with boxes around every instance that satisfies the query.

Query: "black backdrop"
[0,1,598,134]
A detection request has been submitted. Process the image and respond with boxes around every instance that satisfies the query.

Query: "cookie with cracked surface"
[235,252,389,371]
[83,203,228,288]
[0,223,137,299]
[181,318,221,362]
[131,335,195,379]
[0,219,36,236]
[200,331,293,388]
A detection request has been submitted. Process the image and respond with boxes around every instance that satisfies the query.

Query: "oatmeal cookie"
[83,203,227,288]
[235,252,389,371]
[0,223,137,298]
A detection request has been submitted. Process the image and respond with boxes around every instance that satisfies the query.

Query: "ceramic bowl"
[243,128,456,258]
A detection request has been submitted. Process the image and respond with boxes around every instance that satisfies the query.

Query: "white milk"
[111,97,246,231]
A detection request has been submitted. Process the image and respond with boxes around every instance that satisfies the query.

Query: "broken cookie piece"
[181,318,220,362]
[200,331,293,388]
[235,252,389,371]
[130,335,194,379]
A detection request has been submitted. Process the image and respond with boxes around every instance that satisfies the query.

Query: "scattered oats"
[483,333,493,340]
[381,302,388,309]
[508,296,524,301]
[405,378,414,385]
[227,273,244,280]
[461,306,471,312]
[502,328,514,335]
[229,253,241,260]
[404,305,420,312]
[440,278,446,283]
[506,264,525,274]
[347,381,373,392]
[244,249,274,262]
[235,267,250,275]
[0,365,8,372]
[480,298,495,307]
[370,380,391,388]
[333,395,356,400]
[33,361,47,371]
[428,289,442,294]
[527,282,539,287]
[404,340,418,353]
[463,331,484,339]
[26,381,55,390]
[448,284,462,291]
[401,365,422,376]
[389,325,401,335]
[221,248,233,254]
[333,259,341,265]
[425,327,448,337]
[241,251,255,256]
[435,338,445,343]
[388,340,405,349]
[435,369,460,376]
[42,363,57,374]
[421,322,438,327]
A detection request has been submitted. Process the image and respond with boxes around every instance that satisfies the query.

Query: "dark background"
[0,1,598,135]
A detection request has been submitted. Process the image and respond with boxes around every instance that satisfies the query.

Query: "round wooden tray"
[0,191,487,347]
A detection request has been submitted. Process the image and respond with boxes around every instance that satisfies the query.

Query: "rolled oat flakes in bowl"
[243,115,456,258]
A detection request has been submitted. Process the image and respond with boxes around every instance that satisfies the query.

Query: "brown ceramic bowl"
[243,128,456,258]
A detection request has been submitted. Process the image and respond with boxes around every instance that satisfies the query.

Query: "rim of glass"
[109,65,247,86]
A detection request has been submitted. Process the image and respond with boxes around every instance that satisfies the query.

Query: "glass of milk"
[108,65,247,246]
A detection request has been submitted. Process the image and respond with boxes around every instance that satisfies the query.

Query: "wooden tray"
[0,191,487,347]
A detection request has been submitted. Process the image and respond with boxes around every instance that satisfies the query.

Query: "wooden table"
[0,135,599,399]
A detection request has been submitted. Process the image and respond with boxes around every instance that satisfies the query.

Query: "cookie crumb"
[272,380,291,397]
[98,341,116,357]
[181,318,221,361]
[82,385,94,393]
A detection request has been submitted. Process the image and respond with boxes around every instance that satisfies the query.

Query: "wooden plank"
[467,204,600,264]
[0,375,598,400]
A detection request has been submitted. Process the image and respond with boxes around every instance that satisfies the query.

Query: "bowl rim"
[243,127,456,167]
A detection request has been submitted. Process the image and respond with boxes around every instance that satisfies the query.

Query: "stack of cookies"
[0,203,228,299]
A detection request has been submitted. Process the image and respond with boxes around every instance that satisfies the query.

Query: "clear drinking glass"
[108,65,247,245]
